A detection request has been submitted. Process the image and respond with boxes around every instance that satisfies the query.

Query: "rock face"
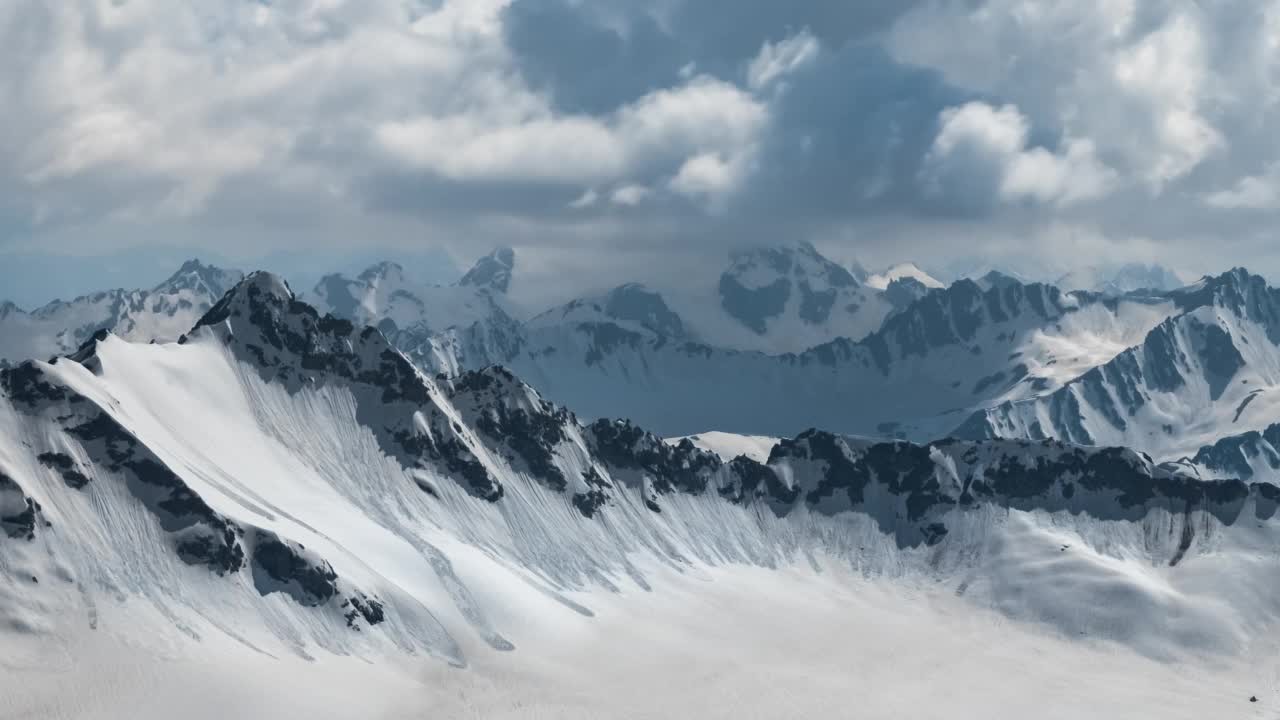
[958,269,1280,459]
[0,471,42,541]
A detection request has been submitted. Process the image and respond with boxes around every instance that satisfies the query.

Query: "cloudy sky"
[2,0,1280,307]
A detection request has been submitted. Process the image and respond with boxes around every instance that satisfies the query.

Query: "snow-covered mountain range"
[661,243,909,353]
[0,260,243,364]
[1056,262,1186,296]
[958,269,1280,459]
[10,249,1280,472]
[306,247,520,336]
[409,273,1177,439]
[2,269,1278,717]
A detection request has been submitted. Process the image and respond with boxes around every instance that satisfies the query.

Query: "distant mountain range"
[0,260,243,362]
[7,246,1278,469]
[1055,262,1187,296]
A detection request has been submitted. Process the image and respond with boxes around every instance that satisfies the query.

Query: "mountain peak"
[865,262,945,291]
[156,259,244,297]
[717,242,871,338]
[190,271,298,337]
[605,283,686,338]
[975,270,1025,291]
[459,247,516,293]
[357,261,406,284]
[240,270,296,301]
[727,242,837,272]
[1056,262,1185,295]
[1170,267,1269,313]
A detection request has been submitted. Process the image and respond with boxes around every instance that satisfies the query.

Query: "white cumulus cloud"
[923,102,1116,207]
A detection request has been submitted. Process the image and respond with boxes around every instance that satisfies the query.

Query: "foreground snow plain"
[4,559,1276,720]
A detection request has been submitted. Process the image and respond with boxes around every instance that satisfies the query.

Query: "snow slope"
[0,273,1277,720]
[0,260,242,364]
[5,561,1276,720]
[669,431,779,463]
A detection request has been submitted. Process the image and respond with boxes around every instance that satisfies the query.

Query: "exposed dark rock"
[449,366,573,492]
[37,452,91,489]
[0,362,73,407]
[798,281,836,324]
[579,322,644,366]
[572,467,611,518]
[723,455,785,503]
[343,594,386,628]
[0,472,41,541]
[67,409,244,574]
[587,419,721,495]
[720,273,790,335]
[251,533,338,606]
[603,284,685,338]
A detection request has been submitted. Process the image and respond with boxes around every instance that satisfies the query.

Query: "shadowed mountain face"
[718,243,863,333]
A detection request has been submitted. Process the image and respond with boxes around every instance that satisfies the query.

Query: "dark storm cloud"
[502,3,689,114]
[730,44,972,219]
[501,0,933,113]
